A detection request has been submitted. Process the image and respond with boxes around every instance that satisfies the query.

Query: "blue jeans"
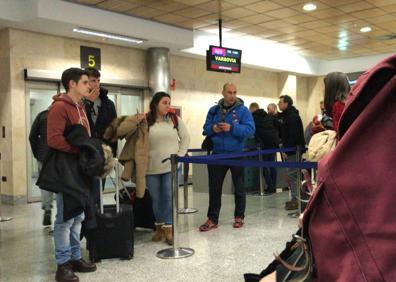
[146,172,172,225]
[54,193,85,265]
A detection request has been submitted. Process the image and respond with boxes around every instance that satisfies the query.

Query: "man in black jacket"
[84,67,117,203]
[249,103,280,195]
[278,95,305,210]
[29,109,53,226]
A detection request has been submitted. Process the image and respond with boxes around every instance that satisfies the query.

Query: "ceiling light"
[73,28,144,44]
[338,31,348,38]
[303,3,317,11]
[360,26,372,33]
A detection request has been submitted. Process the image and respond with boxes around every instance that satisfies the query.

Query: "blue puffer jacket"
[203,98,255,153]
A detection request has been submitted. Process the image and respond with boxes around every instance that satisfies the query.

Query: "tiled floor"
[0,188,299,282]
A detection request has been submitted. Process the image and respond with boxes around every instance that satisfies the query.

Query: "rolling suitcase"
[88,159,134,262]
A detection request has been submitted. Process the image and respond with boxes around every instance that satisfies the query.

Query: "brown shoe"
[69,259,97,273]
[285,198,299,210]
[55,262,79,282]
[152,223,164,242]
[163,225,173,245]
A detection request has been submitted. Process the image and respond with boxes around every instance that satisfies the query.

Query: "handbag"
[243,230,313,282]
[274,233,313,282]
[201,136,213,151]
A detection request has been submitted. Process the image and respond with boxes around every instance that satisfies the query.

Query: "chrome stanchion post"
[296,146,302,215]
[157,154,194,259]
[287,146,302,218]
[258,145,265,196]
[311,167,317,186]
[178,159,198,214]
[0,152,12,222]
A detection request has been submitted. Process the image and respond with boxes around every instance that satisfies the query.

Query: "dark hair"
[147,92,171,128]
[84,67,101,78]
[323,72,350,117]
[280,95,293,107]
[61,68,88,92]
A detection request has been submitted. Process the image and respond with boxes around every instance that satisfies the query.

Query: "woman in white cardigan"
[144,92,190,245]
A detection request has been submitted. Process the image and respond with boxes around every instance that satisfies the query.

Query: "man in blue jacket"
[199,83,255,231]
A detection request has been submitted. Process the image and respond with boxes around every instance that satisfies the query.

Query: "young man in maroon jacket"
[48,68,97,282]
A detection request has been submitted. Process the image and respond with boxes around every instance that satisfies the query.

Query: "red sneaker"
[233,217,244,228]
[199,219,218,232]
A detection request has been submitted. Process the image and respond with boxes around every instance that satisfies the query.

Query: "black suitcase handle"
[100,158,120,214]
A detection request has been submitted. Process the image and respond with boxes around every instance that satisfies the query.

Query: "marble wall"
[169,55,285,149]
[0,28,323,203]
[0,29,14,202]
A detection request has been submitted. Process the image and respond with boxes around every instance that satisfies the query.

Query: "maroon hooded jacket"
[47,93,90,153]
[304,54,396,281]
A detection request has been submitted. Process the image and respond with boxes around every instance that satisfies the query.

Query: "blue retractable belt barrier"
[187,148,207,153]
[183,147,316,169]
[188,147,297,160]
[176,156,317,169]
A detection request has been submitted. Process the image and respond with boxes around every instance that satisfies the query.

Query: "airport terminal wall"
[0,28,324,204]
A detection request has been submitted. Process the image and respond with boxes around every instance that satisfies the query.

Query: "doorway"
[26,82,60,202]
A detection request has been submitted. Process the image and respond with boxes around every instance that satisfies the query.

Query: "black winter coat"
[85,87,117,156]
[37,124,105,226]
[252,109,280,149]
[29,110,49,162]
[279,106,305,155]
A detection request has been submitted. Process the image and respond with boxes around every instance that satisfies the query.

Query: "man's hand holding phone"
[217,122,231,132]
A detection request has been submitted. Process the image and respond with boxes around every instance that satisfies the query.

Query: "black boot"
[43,210,51,226]
[70,259,97,273]
[55,262,79,282]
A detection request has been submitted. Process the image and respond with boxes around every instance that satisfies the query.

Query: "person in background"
[323,72,350,133]
[249,102,280,195]
[47,68,97,282]
[29,109,53,228]
[267,103,278,117]
[267,102,282,138]
[144,92,190,245]
[277,95,305,210]
[84,67,117,203]
[199,83,255,231]
[304,101,326,144]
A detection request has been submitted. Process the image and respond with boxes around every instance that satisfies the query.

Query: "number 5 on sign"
[80,46,101,70]
[88,55,96,67]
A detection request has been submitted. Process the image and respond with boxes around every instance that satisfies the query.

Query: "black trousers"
[207,164,245,224]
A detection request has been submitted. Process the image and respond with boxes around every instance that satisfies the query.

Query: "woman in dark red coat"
[323,72,350,132]
[304,55,396,281]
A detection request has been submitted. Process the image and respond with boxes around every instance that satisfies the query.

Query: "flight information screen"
[206,45,242,73]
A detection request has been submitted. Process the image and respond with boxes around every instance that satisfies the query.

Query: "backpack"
[167,110,179,130]
[201,105,220,151]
